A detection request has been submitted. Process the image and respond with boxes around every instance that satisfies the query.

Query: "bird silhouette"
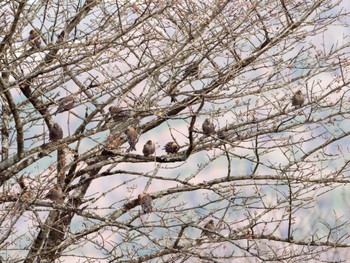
[202,119,215,135]
[292,90,304,109]
[49,123,63,141]
[143,140,155,157]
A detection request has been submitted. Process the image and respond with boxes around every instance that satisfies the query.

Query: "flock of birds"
[27,29,306,239]
[44,89,304,238]
[44,97,226,238]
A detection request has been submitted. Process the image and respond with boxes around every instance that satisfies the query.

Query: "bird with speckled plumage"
[125,128,139,152]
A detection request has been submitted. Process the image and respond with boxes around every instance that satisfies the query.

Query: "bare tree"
[0,0,350,262]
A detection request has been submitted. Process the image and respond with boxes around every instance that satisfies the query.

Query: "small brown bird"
[202,119,215,135]
[164,141,180,154]
[45,184,63,201]
[138,193,152,213]
[14,191,33,212]
[28,29,41,49]
[170,93,177,103]
[49,123,63,141]
[101,135,122,156]
[19,191,32,202]
[143,140,155,157]
[108,106,130,122]
[54,94,76,115]
[217,130,227,140]
[201,219,215,238]
[183,62,199,77]
[292,90,305,108]
[125,127,139,152]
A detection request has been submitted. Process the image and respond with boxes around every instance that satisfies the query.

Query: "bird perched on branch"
[292,90,304,109]
[201,219,215,238]
[101,134,122,156]
[170,93,178,103]
[217,130,227,140]
[108,106,130,122]
[49,123,63,141]
[183,62,199,77]
[125,127,139,152]
[138,193,152,213]
[45,184,63,201]
[54,94,76,115]
[28,29,41,49]
[164,141,179,154]
[202,119,215,136]
[143,140,155,157]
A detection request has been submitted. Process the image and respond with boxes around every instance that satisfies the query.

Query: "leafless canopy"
[1,0,350,262]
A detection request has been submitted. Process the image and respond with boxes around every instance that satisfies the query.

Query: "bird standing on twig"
[201,219,215,238]
[143,140,155,157]
[49,123,63,141]
[164,141,179,154]
[292,90,304,109]
[202,119,215,136]
[125,128,139,152]
[45,184,63,201]
[101,134,122,156]
[54,94,76,115]
[138,193,152,213]
[183,62,199,77]
[28,29,41,49]
[108,106,130,122]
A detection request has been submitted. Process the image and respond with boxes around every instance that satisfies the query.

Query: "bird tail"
[130,145,136,151]
[127,146,136,152]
